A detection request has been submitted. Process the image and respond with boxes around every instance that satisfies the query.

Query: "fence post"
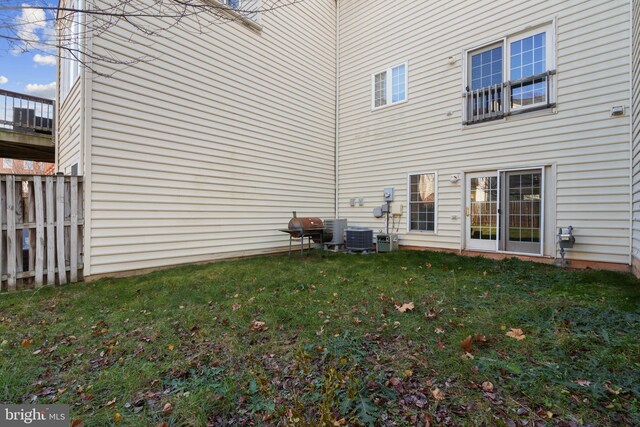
[46,176,55,286]
[70,177,78,282]
[6,176,16,291]
[34,177,44,287]
[56,176,66,285]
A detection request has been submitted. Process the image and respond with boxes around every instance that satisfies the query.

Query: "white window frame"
[495,166,545,257]
[24,161,33,170]
[219,0,241,8]
[462,21,556,118]
[406,171,438,234]
[3,159,13,169]
[218,0,262,27]
[59,0,83,104]
[506,26,555,111]
[371,62,408,110]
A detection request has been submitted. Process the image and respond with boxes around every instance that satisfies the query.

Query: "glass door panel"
[466,173,498,251]
[502,170,542,254]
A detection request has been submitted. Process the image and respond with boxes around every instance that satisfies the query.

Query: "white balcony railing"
[463,70,556,125]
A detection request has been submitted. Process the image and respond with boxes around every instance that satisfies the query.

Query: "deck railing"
[463,70,556,125]
[0,89,54,134]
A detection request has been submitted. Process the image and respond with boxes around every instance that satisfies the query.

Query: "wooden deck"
[0,89,54,162]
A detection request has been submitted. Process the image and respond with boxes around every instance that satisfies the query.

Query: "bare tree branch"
[0,0,303,77]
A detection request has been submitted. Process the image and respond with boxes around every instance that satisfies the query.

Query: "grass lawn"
[0,251,639,426]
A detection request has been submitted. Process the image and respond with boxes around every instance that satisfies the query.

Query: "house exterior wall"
[632,0,640,276]
[56,0,84,175]
[56,79,82,174]
[83,0,337,276]
[337,0,632,265]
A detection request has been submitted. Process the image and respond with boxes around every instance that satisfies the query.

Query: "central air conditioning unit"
[323,219,347,247]
[346,227,373,253]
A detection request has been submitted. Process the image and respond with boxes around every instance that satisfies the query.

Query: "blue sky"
[0,2,57,99]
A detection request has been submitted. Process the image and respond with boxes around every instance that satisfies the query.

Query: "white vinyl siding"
[632,0,640,270]
[59,0,83,103]
[57,77,82,173]
[338,0,631,265]
[84,0,336,275]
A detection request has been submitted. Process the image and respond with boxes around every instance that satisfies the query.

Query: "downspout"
[334,0,340,218]
[629,0,634,268]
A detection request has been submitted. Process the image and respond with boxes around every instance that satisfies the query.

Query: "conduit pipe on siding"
[334,0,340,218]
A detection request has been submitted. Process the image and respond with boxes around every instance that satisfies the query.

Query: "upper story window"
[372,63,407,110]
[219,0,261,26]
[59,0,83,103]
[3,159,13,169]
[221,0,241,8]
[464,24,555,125]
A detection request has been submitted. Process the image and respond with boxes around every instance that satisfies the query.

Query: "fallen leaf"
[395,302,415,313]
[162,402,173,414]
[156,423,169,427]
[425,262,432,268]
[481,381,494,392]
[71,420,83,427]
[106,398,117,406]
[460,335,472,352]
[403,369,413,378]
[431,388,445,400]
[474,334,487,343]
[437,339,445,349]
[20,338,33,348]
[505,328,526,340]
[400,266,408,271]
[574,379,591,387]
[434,327,444,334]
[167,344,174,351]
[114,413,122,423]
[250,320,268,332]
[232,303,242,311]
[604,382,622,395]
[388,377,401,387]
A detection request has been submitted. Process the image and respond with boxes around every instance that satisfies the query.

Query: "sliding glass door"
[466,168,543,255]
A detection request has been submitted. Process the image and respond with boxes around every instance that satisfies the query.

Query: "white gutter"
[334,0,340,218]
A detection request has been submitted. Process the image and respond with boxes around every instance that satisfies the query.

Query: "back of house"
[57,0,337,277]
[56,0,640,279]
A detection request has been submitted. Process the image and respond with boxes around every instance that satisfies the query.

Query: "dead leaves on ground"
[505,328,526,341]
[250,320,268,332]
[431,387,445,400]
[395,302,415,313]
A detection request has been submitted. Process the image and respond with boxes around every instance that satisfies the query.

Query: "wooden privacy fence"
[0,175,83,292]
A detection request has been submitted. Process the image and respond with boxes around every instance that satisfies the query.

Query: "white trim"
[629,0,634,266]
[496,166,545,257]
[216,0,263,31]
[463,166,547,255]
[506,24,555,111]
[406,171,438,234]
[462,19,556,120]
[371,61,408,111]
[465,171,498,251]
[335,0,340,218]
